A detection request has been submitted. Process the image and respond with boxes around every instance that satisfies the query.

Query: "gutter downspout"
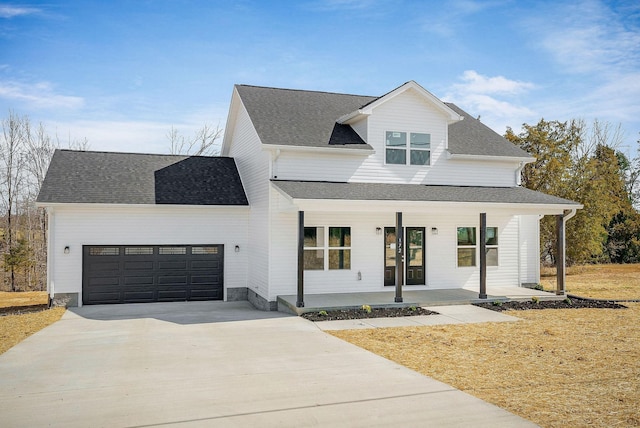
[46,207,55,307]
[515,161,526,186]
[556,208,578,295]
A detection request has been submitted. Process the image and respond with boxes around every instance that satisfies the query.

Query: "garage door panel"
[83,245,223,305]
[124,276,154,285]
[158,260,188,270]
[157,275,188,285]
[88,261,120,271]
[88,276,120,286]
[86,291,121,304]
[124,261,154,270]
[123,291,156,302]
[190,260,220,270]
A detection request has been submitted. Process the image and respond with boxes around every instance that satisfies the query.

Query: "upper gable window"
[385,131,430,166]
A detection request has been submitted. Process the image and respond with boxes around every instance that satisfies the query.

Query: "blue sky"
[1,0,639,155]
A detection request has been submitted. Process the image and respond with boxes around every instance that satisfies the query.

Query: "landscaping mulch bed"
[302,298,626,321]
[474,297,627,312]
[302,306,438,321]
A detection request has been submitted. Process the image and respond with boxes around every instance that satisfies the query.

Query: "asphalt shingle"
[271,180,580,206]
[236,84,532,158]
[37,150,249,206]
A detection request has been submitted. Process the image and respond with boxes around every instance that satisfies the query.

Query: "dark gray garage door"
[82,245,223,305]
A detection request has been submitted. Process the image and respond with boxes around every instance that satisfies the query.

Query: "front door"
[384,227,425,286]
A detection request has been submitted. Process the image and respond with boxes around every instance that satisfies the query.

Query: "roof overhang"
[35,202,250,210]
[447,153,536,163]
[271,180,582,215]
[261,144,375,155]
[337,81,463,125]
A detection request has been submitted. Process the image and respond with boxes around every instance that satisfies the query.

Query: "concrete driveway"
[0,301,537,427]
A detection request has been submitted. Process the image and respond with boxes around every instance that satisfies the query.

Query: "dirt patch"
[302,306,438,321]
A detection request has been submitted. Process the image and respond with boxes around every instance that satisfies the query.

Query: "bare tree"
[168,124,222,156]
[0,111,27,290]
[24,122,59,290]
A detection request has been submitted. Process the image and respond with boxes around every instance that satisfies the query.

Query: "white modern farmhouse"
[37,81,580,309]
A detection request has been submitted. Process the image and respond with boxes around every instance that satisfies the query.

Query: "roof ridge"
[235,84,376,99]
[57,149,227,159]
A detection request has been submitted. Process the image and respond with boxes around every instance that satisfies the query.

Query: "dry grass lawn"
[541,263,640,300]
[331,264,640,428]
[0,291,49,308]
[0,291,65,355]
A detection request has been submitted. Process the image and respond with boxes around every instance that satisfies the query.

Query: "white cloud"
[452,70,535,95]
[0,5,41,18]
[443,70,536,133]
[0,80,84,110]
[528,0,640,75]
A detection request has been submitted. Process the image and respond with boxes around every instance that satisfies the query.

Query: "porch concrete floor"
[278,286,561,315]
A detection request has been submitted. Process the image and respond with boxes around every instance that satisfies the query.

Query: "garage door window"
[89,247,120,256]
[125,247,154,255]
[159,247,187,255]
[192,246,219,255]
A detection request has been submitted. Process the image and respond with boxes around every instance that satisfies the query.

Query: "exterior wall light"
[64,246,70,254]
[376,227,382,235]
[235,245,240,253]
[431,227,438,235]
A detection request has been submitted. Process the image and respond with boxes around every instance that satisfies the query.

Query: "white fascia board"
[286,198,581,215]
[336,109,370,125]
[337,81,463,125]
[262,144,374,156]
[369,81,463,122]
[220,87,240,156]
[447,152,536,163]
[35,202,250,210]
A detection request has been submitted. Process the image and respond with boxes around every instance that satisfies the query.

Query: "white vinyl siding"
[47,205,248,305]
[272,89,521,187]
[227,101,271,302]
[268,193,523,296]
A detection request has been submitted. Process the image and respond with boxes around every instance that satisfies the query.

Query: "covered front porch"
[278,285,561,315]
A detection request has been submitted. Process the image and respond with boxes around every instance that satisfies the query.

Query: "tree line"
[1,112,638,291]
[506,119,640,265]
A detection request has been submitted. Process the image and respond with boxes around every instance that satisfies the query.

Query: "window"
[304,227,324,270]
[385,131,430,165]
[304,226,351,270]
[456,227,499,267]
[385,131,406,165]
[457,227,476,267]
[328,227,351,270]
[89,247,120,256]
[192,246,219,255]
[125,247,153,255]
[159,246,187,255]
[486,227,498,266]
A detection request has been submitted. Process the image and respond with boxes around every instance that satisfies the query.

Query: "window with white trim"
[485,227,498,266]
[457,227,476,267]
[304,227,351,270]
[385,131,431,165]
[456,227,499,267]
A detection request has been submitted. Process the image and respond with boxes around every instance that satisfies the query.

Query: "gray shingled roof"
[236,85,374,149]
[37,150,249,205]
[236,84,532,158]
[445,103,532,158]
[272,180,580,206]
